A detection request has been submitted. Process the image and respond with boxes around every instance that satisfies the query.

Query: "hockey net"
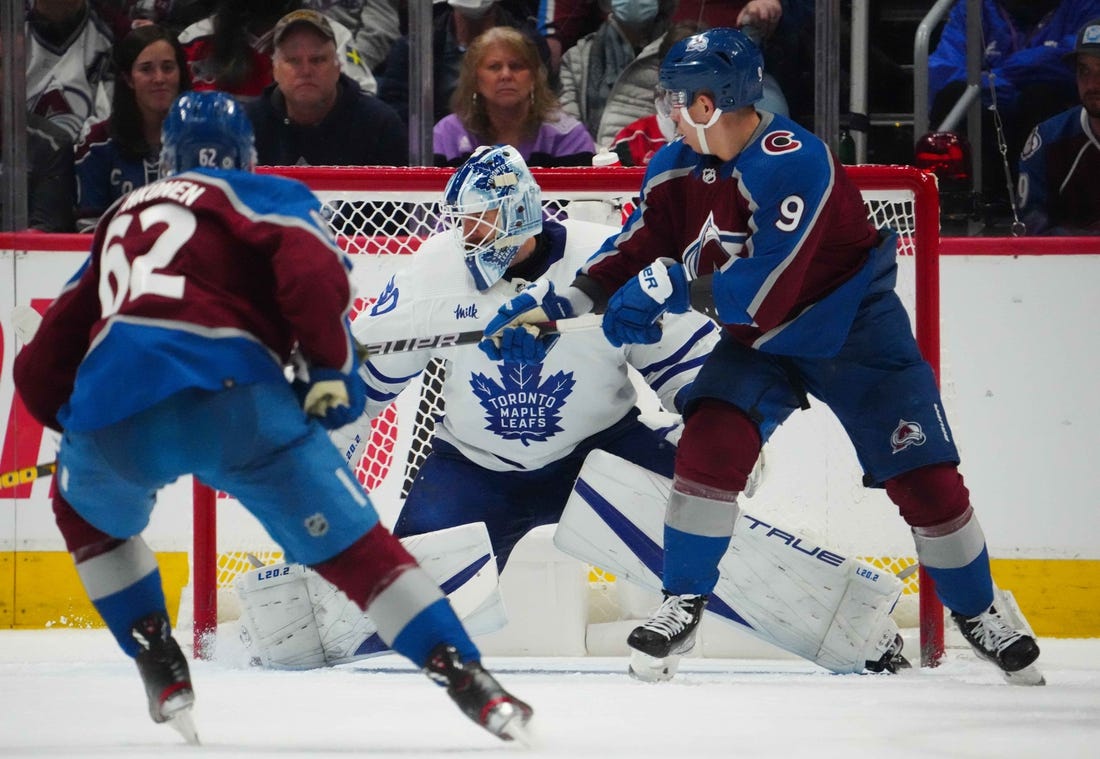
[190,164,943,663]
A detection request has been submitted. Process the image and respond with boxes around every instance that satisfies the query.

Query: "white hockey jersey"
[25,9,114,141]
[351,219,720,472]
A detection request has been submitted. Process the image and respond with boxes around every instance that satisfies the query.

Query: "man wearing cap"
[179,2,376,100]
[245,9,407,170]
[1018,17,1100,235]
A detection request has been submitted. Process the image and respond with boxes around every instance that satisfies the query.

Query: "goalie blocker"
[236,522,506,669]
[555,450,907,676]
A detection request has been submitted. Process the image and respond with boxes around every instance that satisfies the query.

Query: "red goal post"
[191,164,944,665]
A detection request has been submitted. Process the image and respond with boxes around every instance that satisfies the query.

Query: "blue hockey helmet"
[159,91,256,177]
[442,145,543,291]
[657,28,764,114]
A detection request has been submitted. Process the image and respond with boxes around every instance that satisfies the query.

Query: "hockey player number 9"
[100,204,194,317]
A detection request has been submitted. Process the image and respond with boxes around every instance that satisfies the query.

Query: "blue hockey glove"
[479,281,576,364]
[602,259,690,347]
[295,366,367,430]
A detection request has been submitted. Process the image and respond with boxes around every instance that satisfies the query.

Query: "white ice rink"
[1,628,1098,758]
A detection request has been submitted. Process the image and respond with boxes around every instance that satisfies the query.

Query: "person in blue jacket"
[927,0,1100,209]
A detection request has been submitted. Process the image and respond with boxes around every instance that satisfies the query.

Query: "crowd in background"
[5,0,1099,235]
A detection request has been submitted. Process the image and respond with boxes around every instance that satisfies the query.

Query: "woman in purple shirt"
[433,26,595,167]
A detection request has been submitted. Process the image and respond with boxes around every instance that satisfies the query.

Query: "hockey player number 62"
[99,204,195,317]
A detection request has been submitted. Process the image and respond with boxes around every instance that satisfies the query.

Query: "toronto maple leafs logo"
[470,364,575,445]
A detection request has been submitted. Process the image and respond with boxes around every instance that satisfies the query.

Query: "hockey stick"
[0,461,57,488]
[359,274,719,358]
[359,312,605,357]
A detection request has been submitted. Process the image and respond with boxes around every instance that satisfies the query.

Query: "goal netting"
[188,165,944,663]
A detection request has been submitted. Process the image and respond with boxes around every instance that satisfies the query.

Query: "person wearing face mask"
[376,0,551,128]
[604,19,704,166]
[928,0,1100,218]
[558,0,678,147]
[559,2,789,149]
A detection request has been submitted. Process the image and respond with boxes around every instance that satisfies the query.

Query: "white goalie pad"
[555,450,904,674]
[236,522,505,669]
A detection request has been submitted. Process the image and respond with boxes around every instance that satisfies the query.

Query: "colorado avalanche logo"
[762,130,802,155]
[471,365,575,446]
[681,212,748,278]
[890,419,926,454]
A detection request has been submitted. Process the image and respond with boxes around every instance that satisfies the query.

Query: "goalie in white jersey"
[347,144,720,570]
[244,145,917,678]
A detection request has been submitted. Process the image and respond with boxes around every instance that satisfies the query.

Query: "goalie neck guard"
[443,145,543,291]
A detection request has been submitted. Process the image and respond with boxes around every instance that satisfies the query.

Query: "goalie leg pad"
[237,563,327,669]
[238,523,504,668]
[556,450,904,674]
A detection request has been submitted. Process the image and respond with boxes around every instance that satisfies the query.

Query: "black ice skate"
[627,592,707,682]
[131,612,199,743]
[864,633,911,674]
[952,605,1044,686]
[424,644,533,742]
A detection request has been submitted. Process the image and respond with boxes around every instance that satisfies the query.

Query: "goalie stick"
[0,461,57,489]
[358,274,720,357]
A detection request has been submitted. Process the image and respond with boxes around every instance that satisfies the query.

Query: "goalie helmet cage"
[190,164,944,666]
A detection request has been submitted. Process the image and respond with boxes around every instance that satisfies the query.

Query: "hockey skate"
[864,632,911,674]
[627,592,707,682]
[131,612,199,744]
[424,644,533,742]
[952,605,1044,686]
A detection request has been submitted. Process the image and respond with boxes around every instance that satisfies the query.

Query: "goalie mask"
[443,145,543,291]
[160,91,257,177]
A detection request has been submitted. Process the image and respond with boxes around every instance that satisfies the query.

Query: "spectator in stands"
[434,26,595,167]
[90,1,217,38]
[178,0,375,101]
[245,10,406,167]
[605,20,705,166]
[73,24,190,232]
[561,8,790,152]
[1018,16,1100,235]
[377,0,551,128]
[538,0,785,75]
[928,0,1100,210]
[605,19,789,166]
[25,0,114,141]
[303,0,400,75]
[558,0,678,149]
[1,35,77,232]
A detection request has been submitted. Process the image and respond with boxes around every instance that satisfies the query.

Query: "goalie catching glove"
[293,365,366,430]
[602,258,691,347]
[479,281,588,364]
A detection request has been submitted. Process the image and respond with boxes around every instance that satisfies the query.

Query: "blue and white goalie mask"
[442,145,543,291]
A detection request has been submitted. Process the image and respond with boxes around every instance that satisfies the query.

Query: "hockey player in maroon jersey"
[482,28,1043,685]
[12,91,532,743]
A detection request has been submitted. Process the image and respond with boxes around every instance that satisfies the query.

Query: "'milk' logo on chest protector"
[471,364,575,445]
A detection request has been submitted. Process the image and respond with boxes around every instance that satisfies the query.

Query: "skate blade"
[1004,664,1045,687]
[484,699,534,744]
[166,708,200,745]
[628,649,681,683]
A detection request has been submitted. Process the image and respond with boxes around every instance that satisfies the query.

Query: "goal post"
[191,164,944,665]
